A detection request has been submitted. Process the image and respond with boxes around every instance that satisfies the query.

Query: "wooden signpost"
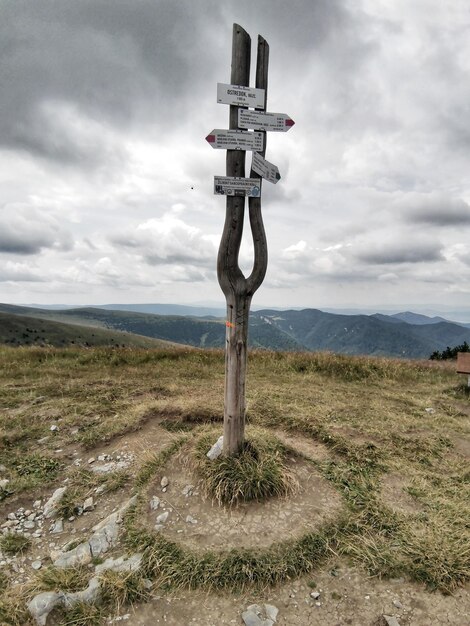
[456,352,470,388]
[206,129,264,151]
[207,24,293,456]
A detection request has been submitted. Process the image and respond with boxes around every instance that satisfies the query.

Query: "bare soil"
[2,420,469,625]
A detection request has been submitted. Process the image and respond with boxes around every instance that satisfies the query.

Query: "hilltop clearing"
[0,347,468,625]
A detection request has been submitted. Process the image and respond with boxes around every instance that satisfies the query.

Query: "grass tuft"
[0,591,31,626]
[193,429,298,506]
[99,569,151,609]
[0,533,31,556]
[32,565,91,593]
[57,601,103,626]
[132,528,333,591]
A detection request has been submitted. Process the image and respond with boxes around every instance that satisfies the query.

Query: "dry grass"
[192,428,299,505]
[0,345,468,624]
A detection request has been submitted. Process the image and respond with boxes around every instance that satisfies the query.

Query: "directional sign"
[251,152,281,184]
[217,83,265,108]
[214,176,262,197]
[238,109,295,132]
[206,129,263,151]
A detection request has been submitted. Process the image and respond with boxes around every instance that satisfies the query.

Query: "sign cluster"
[207,83,294,196]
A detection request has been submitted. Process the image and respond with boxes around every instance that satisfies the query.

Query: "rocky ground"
[1,416,468,625]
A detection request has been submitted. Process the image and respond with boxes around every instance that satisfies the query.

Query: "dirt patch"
[328,424,382,447]
[379,472,423,515]
[126,561,470,626]
[142,453,342,551]
[274,431,332,462]
[450,435,470,459]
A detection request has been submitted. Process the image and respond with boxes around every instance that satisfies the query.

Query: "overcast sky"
[1,0,470,313]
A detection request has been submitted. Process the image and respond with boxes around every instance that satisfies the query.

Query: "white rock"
[83,497,94,512]
[156,511,169,524]
[51,519,64,534]
[310,591,320,599]
[242,603,278,626]
[32,560,42,570]
[160,476,169,489]
[264,605,278,622]
[33,500,42,508]
[0,479,9,489]
[150,496,161,510]
[54,542,92,568]
[94,553,142,575]
[43,487,67,519]
[384,617,401,626]
[90,461,128,474]
[89,528,111,557]
[207,435,224,460]
[87,458,95,464]
[50,425,59,432]
[28,591,64,626]
[185,515,197,524]
[63,576,101,608]
[182,485,194,497]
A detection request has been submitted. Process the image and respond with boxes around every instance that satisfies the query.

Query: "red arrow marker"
[206,134,216,143]
[285,118,295,127]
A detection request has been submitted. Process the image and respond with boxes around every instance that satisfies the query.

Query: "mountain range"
[1,302,470,358]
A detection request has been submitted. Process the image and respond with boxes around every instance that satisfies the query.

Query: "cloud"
[7,100,127,167]
[400,194,470,226]
[0,261,45,283]
[0,204,73,255]
[0,0,226,162]
[356,241,443,265]
[110,214,217,269]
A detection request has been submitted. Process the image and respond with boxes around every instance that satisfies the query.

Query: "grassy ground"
[0,346,468,624]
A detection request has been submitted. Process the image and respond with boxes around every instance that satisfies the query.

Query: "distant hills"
[0,309,178,349]
[1,303,470,358]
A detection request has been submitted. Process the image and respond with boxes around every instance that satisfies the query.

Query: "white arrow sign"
[214,176,262,197]
[217,83,265,108]
[206,129,263,151]
[238,109,295,132]
[251,152,281,184]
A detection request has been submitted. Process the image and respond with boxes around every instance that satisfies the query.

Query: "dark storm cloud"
[0,238,44,255]
[0,205,73,255]
[0,0,226,162]
[403,197,470,226]
[0,0,365,165]
[356,242,443,265]
[219,0,352,51]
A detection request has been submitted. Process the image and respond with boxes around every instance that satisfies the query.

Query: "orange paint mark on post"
[226,321,235,328]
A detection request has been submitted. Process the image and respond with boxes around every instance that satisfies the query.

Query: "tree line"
[429,341,470,360]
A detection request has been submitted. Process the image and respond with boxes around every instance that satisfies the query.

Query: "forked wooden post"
[217,25,269,455]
